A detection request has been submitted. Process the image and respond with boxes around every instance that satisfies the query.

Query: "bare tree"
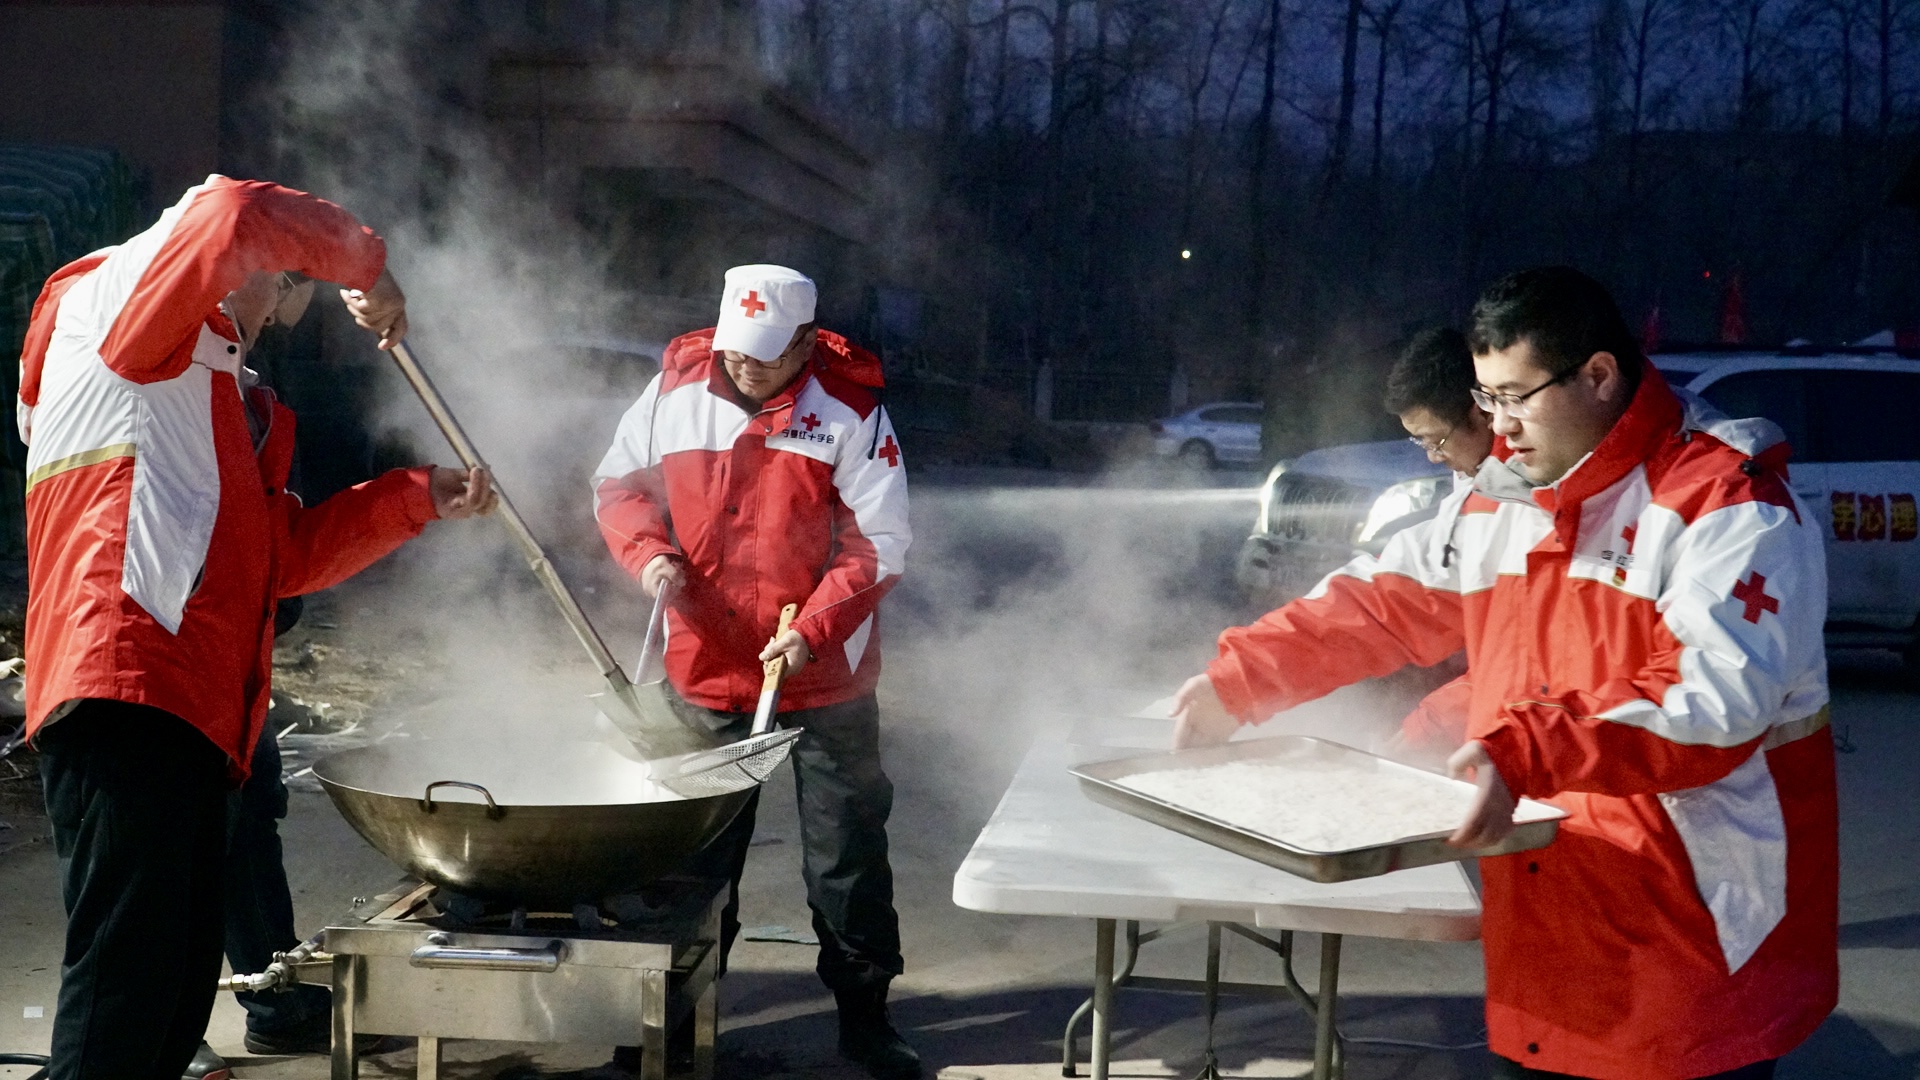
[1463,0,1515,168]
[1600,0,1687,196]
[1871,0,1915,137]
[1365,0,1407,192]
[1325,0,1368,202]
[1718,0,1789,128]
[1178,0,1244,241]
[1248,0,1282,335]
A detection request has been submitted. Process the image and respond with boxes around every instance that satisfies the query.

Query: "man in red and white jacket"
[21,176,495,1080]
[1175,268,1835,1080]
[593,265,918,1079]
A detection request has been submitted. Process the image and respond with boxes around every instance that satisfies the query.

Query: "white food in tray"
[1113,752,1561,853]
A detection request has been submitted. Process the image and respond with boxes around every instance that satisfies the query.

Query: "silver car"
[1151,402,1264,468]
[1235,439,1451,603]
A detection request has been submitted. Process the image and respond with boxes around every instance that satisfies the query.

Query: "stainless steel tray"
[1071,734,1568,883]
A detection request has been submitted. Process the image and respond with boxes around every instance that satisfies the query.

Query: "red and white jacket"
[20,177,442,779]
[593,329,910,713]
[1209,370,1836,1078]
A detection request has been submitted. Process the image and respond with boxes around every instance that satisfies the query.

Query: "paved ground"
[1,480,1916,1078]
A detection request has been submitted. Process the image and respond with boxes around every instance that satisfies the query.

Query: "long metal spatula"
[387,340,676,748]
[650,603,804,798]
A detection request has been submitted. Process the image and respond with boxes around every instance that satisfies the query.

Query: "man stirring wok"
[1173,267,1836,1079]
[593,265,919,1078]
[19,175,497,1080]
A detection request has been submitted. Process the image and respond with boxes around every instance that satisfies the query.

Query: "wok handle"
[419,780,503,819]
[410,935,564,972]
[387,340,635,698]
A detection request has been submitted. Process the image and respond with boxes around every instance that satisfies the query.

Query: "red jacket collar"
[1533,364,1682,517]
[666,326,881,415]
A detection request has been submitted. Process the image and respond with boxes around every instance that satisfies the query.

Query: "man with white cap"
[593,265,919,1078]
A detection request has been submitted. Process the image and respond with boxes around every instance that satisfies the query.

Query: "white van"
[1236,348,1920,658]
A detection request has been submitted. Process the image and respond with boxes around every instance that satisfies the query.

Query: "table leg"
[1091,918,1116,1080]
[1064,922,1143,1077]
[416,1036,440,1080]
[331,955,357,1080]
[1314,934,1342,1080]
[1195,923,1221,1080]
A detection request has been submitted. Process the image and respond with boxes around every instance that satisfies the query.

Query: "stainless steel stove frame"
[323,880,723,1080]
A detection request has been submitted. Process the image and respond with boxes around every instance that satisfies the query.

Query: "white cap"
[712,265,816,361]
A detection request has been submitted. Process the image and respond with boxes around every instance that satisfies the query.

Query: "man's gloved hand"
[340,267,408,350]
[429,466,497,519]
[641,554,686,599]
[1170,674,1238,749]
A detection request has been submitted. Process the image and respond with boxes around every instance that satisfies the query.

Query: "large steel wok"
[314,739,753,909]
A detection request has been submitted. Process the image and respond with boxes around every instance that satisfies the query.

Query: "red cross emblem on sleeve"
[1731,571,1779,624]
[801,412,820,431]
[740,290,767,318]
[877,435,901,467]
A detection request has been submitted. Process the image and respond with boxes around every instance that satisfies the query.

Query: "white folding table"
[951,718,1483,1080]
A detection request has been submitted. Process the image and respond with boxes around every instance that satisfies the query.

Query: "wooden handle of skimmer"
[762,604,800,691]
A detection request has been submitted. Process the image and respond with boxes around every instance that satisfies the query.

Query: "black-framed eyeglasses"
[1470,358,1588,419]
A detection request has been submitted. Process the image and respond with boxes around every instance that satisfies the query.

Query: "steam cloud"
[256,1,1432,815]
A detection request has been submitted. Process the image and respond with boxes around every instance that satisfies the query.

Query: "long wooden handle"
[761,604,800,692]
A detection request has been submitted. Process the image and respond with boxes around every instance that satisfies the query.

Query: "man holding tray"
[1174,266,1834,1080]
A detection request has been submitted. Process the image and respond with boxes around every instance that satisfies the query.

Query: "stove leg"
[331,955,358,1080]
[693,967,718,1079]
[641,968,669,1080]
[417,1035,440,1080]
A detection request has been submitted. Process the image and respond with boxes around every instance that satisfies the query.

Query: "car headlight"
[1356,476,1447,544]
[1253,461,1288,534]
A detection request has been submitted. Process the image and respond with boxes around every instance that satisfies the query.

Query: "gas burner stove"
[323,877,725,1080]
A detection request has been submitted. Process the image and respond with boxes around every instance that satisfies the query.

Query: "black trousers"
[670,690,905,992]
[223,726,329,1035]
[38,701,229,1080]
[1492,1055,1777,1079]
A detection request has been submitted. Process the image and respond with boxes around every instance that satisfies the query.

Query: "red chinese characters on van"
[1829,493,1917,541]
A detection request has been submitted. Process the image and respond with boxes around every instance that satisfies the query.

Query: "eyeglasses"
[1407,430,1452,455]
[1469,359,1588,419]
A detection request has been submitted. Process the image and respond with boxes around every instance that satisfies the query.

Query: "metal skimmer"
[647,603,804,798]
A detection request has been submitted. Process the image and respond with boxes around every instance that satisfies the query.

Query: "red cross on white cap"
[713,265,817,362]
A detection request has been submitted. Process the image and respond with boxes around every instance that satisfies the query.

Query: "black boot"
[182,1043,230,1080]
[835,986,922,1080]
